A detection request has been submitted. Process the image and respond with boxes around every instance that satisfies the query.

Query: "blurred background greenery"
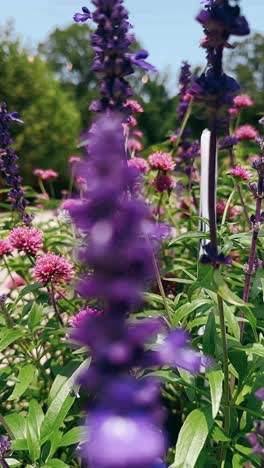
[0,22,263,190]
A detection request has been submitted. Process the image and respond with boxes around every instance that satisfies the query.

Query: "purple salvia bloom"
[191,1,250,106]
[73,6,91,22]
[0,103,32,225]
[73,3,155,114]
[69,113,200,467]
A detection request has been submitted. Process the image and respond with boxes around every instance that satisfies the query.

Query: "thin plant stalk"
[229,148,250,226]
[49,284,64,326]
[240,175,264,337]
[173,101,193,151]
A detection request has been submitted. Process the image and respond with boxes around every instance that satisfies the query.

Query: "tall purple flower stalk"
[74,2,156,115]
[191,0,250,261]
[0,103,32,225]
[240,118,264,337]
[69,114,200,468]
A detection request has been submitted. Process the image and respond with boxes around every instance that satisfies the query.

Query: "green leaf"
[59,426,85,447]
[5,459,21,467]
[208,370,224,418]
[211,425,230,442]
[15,282,42,303]
[8,364,36,400]
[47,374,67,406]
[42,459,69,468]
[229,349,248,381]
[4,414,26,439]
[232,454,245,467]
[213,270,245,307]
[0,329,23,353]
[173,299,212,326]
[171,407,213,468]
[40,359,90,443]
[28,303,45,331]
[203,311,216,356]
[27,400,44,437]
[11,439,28,451]
[26,417,40,462]
[224,304,240,341]
[169,231,209,246]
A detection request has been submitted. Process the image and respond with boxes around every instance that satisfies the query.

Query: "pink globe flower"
[0,239,13,257]
[183,93,193,102]
[68,307,102,328]
[230,165,251,181]
[42,169,58,181]
[150,174,176,192]
[229,225,239,234]
[128,116,137,128]
[127,138,143,153]
[228,107,239,118]
[169,135,177,144]
[126,99,143,113]
[148,152,175,172]
[230,206,241,220]
[128,157,149,173]
[216,200,226,216]
[9,227,43,255]
[234,125,258,141]
[133,130,144,139]
[6,274,26,290]
[233,94,253,108]
[33,253,74,285]
[69,156,81,164]
[33,169,44,177]
[61,198,83,211]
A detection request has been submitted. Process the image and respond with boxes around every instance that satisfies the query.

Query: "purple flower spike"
[73,6,91,23]
[74,2,155,113]
[0,103,32,224]
[70,113,200,467]
[84,411,166,468]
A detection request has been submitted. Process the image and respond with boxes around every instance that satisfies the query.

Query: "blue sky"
[1,0,263,89]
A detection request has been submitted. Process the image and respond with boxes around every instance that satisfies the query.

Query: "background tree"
[38,23,97,129]
[0,25,81,188]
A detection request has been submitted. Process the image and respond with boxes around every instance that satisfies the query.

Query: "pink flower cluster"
[33,169,58,180]
[68,307,102,328]
[0,238,13,257]
[127,139,143,153]
[148,152,175,172]
[68,156,81,165]
[216,200,240,220]
[9,227,43,255]
[233,94,253,108]
[230,165,251,181]
[128,157,149,173]
[150,173,176,193]
[33,253,74,285]
[234,125,258,141]
[126,99,143,113]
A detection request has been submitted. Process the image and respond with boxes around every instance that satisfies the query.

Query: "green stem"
[218,295,231,436]
[173,101,193,151]
[151,248,173,326]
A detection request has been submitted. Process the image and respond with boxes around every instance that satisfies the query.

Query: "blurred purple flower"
[0,103,32,224]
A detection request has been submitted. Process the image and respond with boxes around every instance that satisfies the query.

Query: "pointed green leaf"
[208,370,224,418]
[8,364,36,400]
[0,329,23,353]
[171,407,213,468]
